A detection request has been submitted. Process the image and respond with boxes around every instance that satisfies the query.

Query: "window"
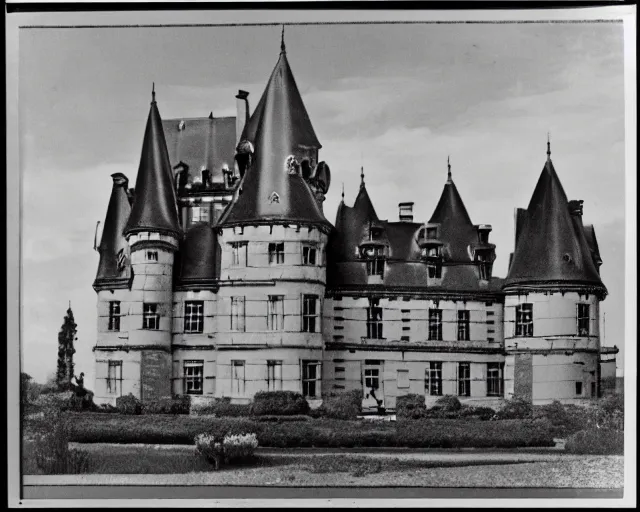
[302,360,321,398]
[267,360,282,391]
[231,360,245,395]
[425,362,443,396]
[184,301,204,333]
[397,369,410,389]
[591,382,597,397]
[363,245,385,277]
[364,368,380,390]
[478,261,492,280]
[190,205,209,224]
[268,242,285,264]
[457,363,471,397]
[428,309,442,341]
[575,381,583,396]
[106,360,122,395]
[184,360,204,395]
[487,363,504,397]
[366,298,383,339]
[427,261,443,279]
[230,297,246,332]
[267,295,284,331]
[302,245,317,265]
[230,242,247,267]
[426,227,438,239]
[142,303,159,330]
[457,310,470,341]
[515,303,533,337]
[577,304,590,336]
[302,295,319,333]
[146,250,158,262]
[108,301,120,331]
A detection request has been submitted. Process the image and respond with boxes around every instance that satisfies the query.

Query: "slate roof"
[503,156,606,296]
[124,93,182,237]
[93,173,133,289]
[163,116,237,188]
[175,223,221,287]
[219,46,331,230]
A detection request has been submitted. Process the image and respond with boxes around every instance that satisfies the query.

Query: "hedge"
[191,398,252,417]
[249,391,309,416]
[64,413,554,448]
[565,428,624,455]
[395,394,427,419]
[315,390,362,420]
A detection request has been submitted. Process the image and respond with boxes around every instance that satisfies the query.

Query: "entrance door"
[362,360,384,413]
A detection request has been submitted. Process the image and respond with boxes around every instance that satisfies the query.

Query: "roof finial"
[152,82,156,103]
[447,155,452,183]
[68,300,71,310]
[360,166,365,188]
[341,182,345,200]
[546,132,551,162]
[280,25,286,53]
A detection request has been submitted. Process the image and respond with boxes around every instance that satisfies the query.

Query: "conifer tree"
[56,303,77,391]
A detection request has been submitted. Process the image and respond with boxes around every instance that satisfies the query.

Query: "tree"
[56,303,77,391]
[21,372,32,406]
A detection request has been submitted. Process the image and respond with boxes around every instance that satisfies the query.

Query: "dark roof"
[503,158,606,295]
[124,96,182,237]
[220,48,331,230]
[94,173,133,289]
[163,116,236,186]
[428,178,477,262]
[240,50,321,150]
[175,223,221,286]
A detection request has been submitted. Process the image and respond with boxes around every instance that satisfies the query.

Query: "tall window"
[231,360,245,395]
[457,362,471,397]
[190,205,209,224]
[302,295,319,333]
[184,301,204,333]
[268,295,284,331]
[457,310,470,341]
[142,303,159,330]
[366,298,383,339]
[183,360,204,395]
[486,363,504,397]
[427,260,443,279]
[108,301,121,331]
[267,360,283,391]
[424,246,442,278]
[364,368,380,390]
[302,360,321,398]
[230,297,246,332]
[577,304,590,336]
[575,381,583,396]
[425,362,443,396]
[302,244,317,265]
[364,246,385,277]
[106,360,122,396]
[515,303,534,337]
[428,309,442,341]
[230,242,247,267]
[268,242,285,264]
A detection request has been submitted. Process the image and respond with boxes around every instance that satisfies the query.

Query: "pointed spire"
[546,132,551,162]
[152,82,155,103]
[280,24,286,53]
[447,156,452,183]
[124,94,181,237]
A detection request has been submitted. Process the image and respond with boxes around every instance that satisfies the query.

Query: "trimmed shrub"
[457,406,496,421]
[532,400,586,438]
[195,432,259,469]
[142,396,190,415]
[250,391,309,416]
[598,393,624,416]
[253,415,311,422]
[97,403,119,414]
[433,395,462,412]
[494,396,533,420]
[317,390,362,420]
[191,397,253,417]
[396,394,428,419]
[565,428,624,455]
[116,393,142,415]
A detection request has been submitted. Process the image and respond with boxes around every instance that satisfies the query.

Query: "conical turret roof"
[124,90,181,237]
[94,173,133,289]
[220,46,330,230]
[504,156,606,295]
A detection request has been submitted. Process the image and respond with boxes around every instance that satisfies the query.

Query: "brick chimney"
[399,202,414,222]
[235,90,250,145]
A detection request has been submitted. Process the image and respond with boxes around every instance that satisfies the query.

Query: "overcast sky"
[19,21,626,385]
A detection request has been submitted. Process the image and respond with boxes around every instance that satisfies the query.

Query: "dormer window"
[361,244,385,277]
[427,260,442,279]
[426,227,438,240]
[479,231,489,244]
[474,248,494,280]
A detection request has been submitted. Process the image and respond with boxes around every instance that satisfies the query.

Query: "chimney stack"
[235,90,250,144]
[399,202,414,222]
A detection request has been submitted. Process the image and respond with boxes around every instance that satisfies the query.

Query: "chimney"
[398,202,414,222]
[235,90,250,144]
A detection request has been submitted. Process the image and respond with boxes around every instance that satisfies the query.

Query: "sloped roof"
[93,173,133,289]
[175,224,221,286]
[503,158,606,295]
[219,47,330,230]
[124,94,182,237]
[163,116,236,187]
